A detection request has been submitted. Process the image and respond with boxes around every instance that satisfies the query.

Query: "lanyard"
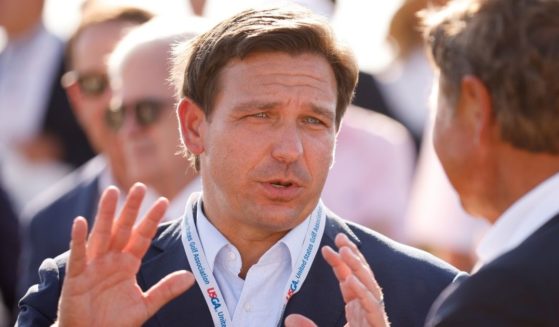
[180,192,326,327]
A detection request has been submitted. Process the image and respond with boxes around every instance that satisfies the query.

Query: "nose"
[117,108,142,137]
[271,123,303,164]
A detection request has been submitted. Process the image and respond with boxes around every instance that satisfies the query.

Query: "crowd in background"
[0,0,492,325]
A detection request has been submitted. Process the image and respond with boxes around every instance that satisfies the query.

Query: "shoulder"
[327,212,459,279]
[333,216,459,276]
[428,215,559,326]
[23,157,104,229]
[17,254,68,327]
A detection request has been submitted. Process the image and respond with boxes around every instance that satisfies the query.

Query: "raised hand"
[57,183,194,327]
[285,233,390,327]
[322,233,390,327]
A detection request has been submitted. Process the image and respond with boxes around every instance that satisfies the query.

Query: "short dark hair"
[423,0,559,153]
[173,6,359,170]
[66,4,153,70]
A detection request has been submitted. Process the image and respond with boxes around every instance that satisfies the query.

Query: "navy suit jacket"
[17,212,461,327]
[18,157,104,296]
[426,213,559,327]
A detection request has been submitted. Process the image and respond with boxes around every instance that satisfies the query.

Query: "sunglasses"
[62,71,109,97]
[105,98,175,131]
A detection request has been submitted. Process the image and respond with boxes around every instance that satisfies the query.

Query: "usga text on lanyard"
[180,192,326,327]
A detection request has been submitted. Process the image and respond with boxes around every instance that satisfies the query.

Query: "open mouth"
[270,181,294,188]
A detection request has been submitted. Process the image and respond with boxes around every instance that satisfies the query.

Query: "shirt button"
[244,303,251,312]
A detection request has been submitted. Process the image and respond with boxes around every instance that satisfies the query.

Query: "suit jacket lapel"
[282,214,362,326]
[138,220,213,327]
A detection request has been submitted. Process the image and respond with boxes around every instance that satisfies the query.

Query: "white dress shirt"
[196,206,310,327]
[475,172,559,269]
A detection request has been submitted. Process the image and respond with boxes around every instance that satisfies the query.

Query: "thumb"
[285,314,318,327]
[144,270,195,318]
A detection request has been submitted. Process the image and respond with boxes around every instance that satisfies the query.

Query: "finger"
[144,270,195,319]
[109,183,147,251]
[124,197,169,259]
[88,186,119,258]
[344,276,389,326]
[338,246,383,301]
[284,314,318,327]
[343,275,377,311]
[66,217,88,278]
[322,245,351,282]
[335,233,368,264]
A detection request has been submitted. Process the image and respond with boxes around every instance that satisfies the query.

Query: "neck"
[5,13,42,40]
[108,155,132,190]
[232,229,287,279]
[482,146,559,223]
[202,207,289,279]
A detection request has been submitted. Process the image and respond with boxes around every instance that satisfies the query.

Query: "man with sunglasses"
[17,7,461,327]
[103,16,201,233]
[18,4,153,295]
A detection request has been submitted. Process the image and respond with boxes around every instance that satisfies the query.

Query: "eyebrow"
[309,104,336,122]
[232,101,336,121]
[232,101,279,113]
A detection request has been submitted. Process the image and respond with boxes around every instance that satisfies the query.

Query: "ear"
[177,97,206,155]
[459,75,496,144]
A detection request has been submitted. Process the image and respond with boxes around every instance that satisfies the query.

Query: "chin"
[251,203,311,230]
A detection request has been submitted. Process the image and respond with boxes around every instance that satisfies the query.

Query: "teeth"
[272,183,286,188]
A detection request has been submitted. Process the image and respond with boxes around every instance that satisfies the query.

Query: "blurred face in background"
[65,21,138,158]
[113,42,185,185]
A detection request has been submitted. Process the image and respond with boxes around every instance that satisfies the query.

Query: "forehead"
[119,42,175,100]
[73,21,137,71]
[215,51,337,109]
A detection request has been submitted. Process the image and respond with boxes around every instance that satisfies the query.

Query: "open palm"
[57,184,194,327]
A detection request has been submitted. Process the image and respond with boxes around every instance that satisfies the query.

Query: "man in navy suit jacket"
[422,0,559,324]
[291,0,559,326]
[16,7,461,327]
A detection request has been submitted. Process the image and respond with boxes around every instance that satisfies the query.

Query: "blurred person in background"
[18,4,154,296]
[378,0,447,149]
[104,16,202,223]
[0,0,95,210]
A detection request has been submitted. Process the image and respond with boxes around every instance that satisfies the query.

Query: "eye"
[303,116,323,125]
[251,112,269,119]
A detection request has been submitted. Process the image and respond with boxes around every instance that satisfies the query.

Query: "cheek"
[305,133,335,176]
